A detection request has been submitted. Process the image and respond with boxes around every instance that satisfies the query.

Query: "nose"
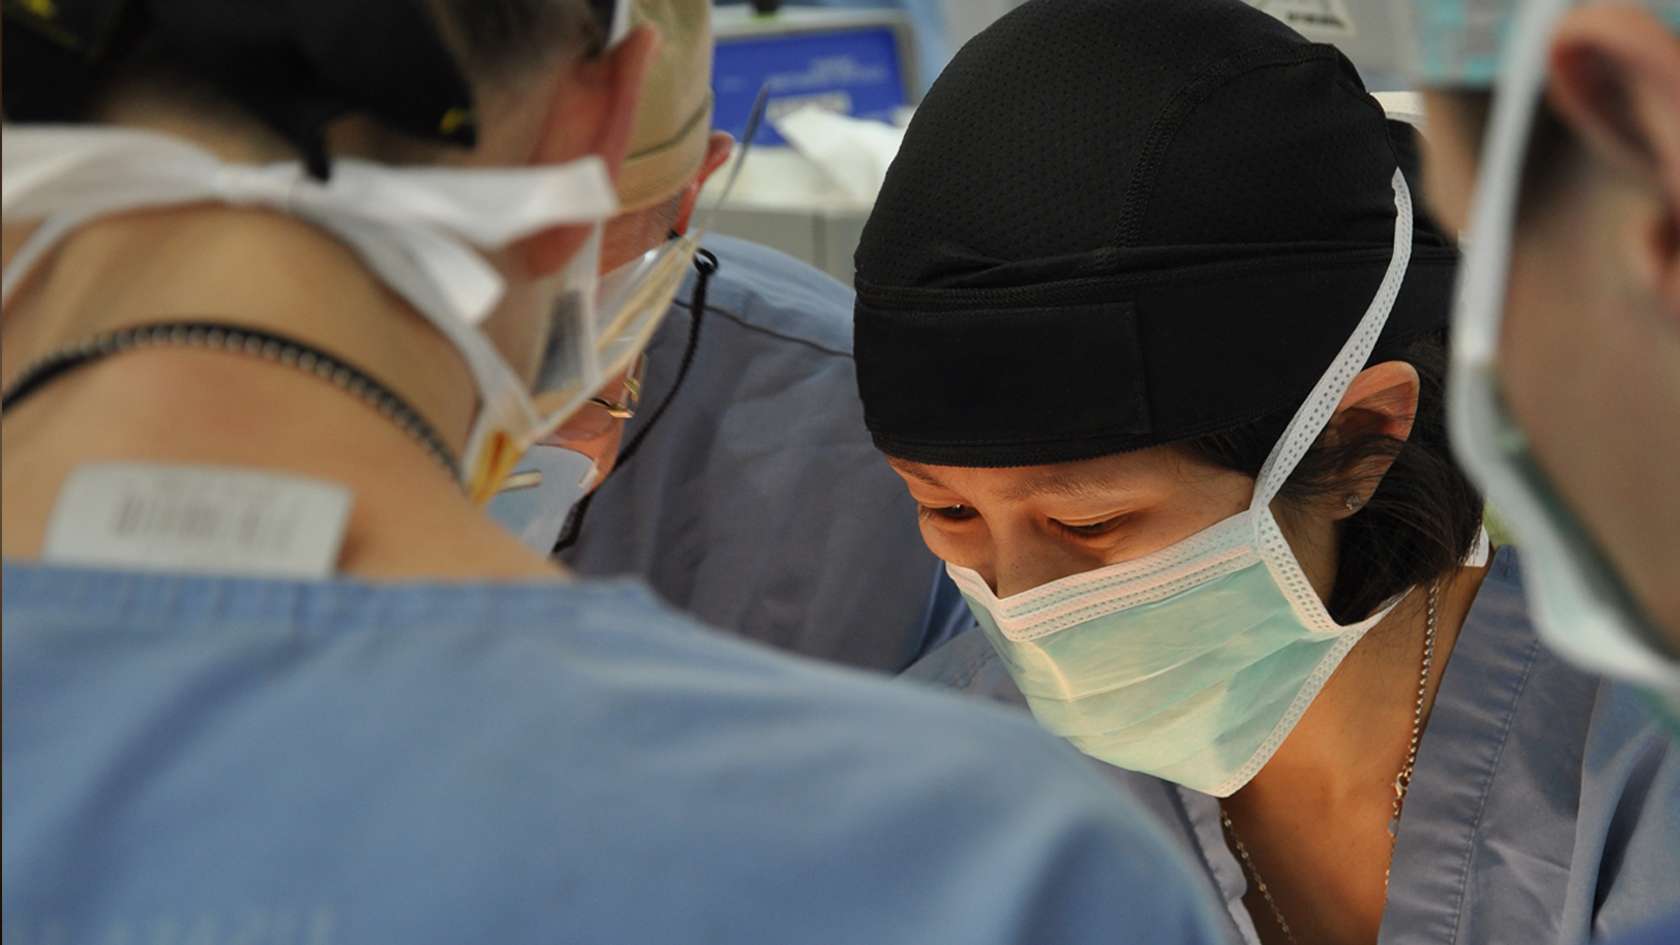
[989,529,1106,599]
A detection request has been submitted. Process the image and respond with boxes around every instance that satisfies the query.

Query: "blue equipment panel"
[712,22,910,147]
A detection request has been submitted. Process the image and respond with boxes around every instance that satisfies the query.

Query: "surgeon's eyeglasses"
[544,353,647,445]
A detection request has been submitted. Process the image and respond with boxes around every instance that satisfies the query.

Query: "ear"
[671,132,735,236]
[1325,360,1420,519]
[1547,7,1680,317]
[525,26,661,276]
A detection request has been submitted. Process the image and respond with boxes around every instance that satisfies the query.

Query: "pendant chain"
[1220,581,1440,945]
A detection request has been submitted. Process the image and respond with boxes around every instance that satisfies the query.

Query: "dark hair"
[1180,332,1484,623]
[66,0,603,166]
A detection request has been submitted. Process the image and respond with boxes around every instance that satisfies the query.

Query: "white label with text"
[44,463,350,578]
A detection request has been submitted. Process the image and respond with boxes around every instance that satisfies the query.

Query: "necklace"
[1220,580,1440,945]
[0,319,461,479]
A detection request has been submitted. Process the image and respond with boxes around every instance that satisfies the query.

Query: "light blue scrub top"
[905,549,1680,944]
[2,561,1223,944]
[564,235,954,672]
[1600,910,1680,945]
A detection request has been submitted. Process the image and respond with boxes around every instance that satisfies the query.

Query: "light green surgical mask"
[951,170,1457,797]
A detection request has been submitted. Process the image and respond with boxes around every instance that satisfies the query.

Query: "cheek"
[481,289,549,384]
[584,426,627,481]
[915,518,988,571]
[1500,236,1603,438]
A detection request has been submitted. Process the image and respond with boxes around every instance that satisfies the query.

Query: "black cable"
[553,247,719,555]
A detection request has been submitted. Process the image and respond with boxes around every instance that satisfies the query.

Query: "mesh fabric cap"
[853,0,1458,468]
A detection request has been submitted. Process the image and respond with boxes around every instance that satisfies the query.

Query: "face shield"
[466,215,701,506]
[484,88,767,553]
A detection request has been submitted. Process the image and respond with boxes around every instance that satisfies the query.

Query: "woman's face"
[889,447,1261,599]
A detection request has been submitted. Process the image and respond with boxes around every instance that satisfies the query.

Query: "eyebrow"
[890,461,1128,503]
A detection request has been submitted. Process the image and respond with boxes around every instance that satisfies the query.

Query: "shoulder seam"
[671,297,855,360]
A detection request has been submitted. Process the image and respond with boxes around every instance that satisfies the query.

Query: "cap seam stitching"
[1118,44,1351,248]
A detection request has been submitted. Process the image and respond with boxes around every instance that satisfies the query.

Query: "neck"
[1,208,560,580]
[1230,563,1488,811]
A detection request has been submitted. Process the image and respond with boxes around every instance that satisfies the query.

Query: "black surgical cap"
[5,0,483,178]
[853,0,1458,468]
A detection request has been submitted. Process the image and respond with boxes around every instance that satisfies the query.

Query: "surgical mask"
[493,94,767,555]
[1437,0,1680,705]
[950,169,1430,797]
[0,125,688,503]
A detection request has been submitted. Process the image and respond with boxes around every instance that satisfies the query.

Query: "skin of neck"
[1218,501,1489,945]
[1236,556,1487,810]
[1,203,564,581]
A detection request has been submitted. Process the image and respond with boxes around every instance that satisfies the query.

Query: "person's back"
[4,565,1218,942]
[565,234,954,670]
[0,1,1220,941]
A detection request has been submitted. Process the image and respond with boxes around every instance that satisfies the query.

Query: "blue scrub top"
[1599,910,1680,945]
[904,548,1680,944]
[3,561,1223,944]
[564,235,954,672]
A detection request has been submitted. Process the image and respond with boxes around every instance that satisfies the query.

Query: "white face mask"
[1444,0,1680,704]
[0,124,665,503]
[950,171,1474,796]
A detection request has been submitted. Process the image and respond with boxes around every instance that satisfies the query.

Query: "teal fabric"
[961,557,1364,796]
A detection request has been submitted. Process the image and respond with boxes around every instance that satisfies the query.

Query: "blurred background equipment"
[701,1,1419,284]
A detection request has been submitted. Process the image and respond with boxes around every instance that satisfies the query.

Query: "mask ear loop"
[1248,169,1414,633]
[1251,169,1414,515]
[552,246,719,555]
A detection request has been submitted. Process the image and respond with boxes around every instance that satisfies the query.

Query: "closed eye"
[919,504,978,523]
[1053,513,1132,538]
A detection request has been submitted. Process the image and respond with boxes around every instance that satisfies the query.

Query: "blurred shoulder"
[690,234,856,354]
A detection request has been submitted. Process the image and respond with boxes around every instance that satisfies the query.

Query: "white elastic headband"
[0,125,621,481]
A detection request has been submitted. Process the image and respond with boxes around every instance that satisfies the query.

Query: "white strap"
[605,0,634,47]
[1252,169,1414,510]
[0,125,618,328]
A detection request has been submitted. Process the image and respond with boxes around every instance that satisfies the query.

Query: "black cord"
[553,247,719,555]
[0,319,461,475]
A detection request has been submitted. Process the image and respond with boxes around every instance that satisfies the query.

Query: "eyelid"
[918,503,977,523]
[1052,512,1133,537]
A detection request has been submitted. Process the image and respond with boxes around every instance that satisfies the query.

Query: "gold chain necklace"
[1219,581,1440,945]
